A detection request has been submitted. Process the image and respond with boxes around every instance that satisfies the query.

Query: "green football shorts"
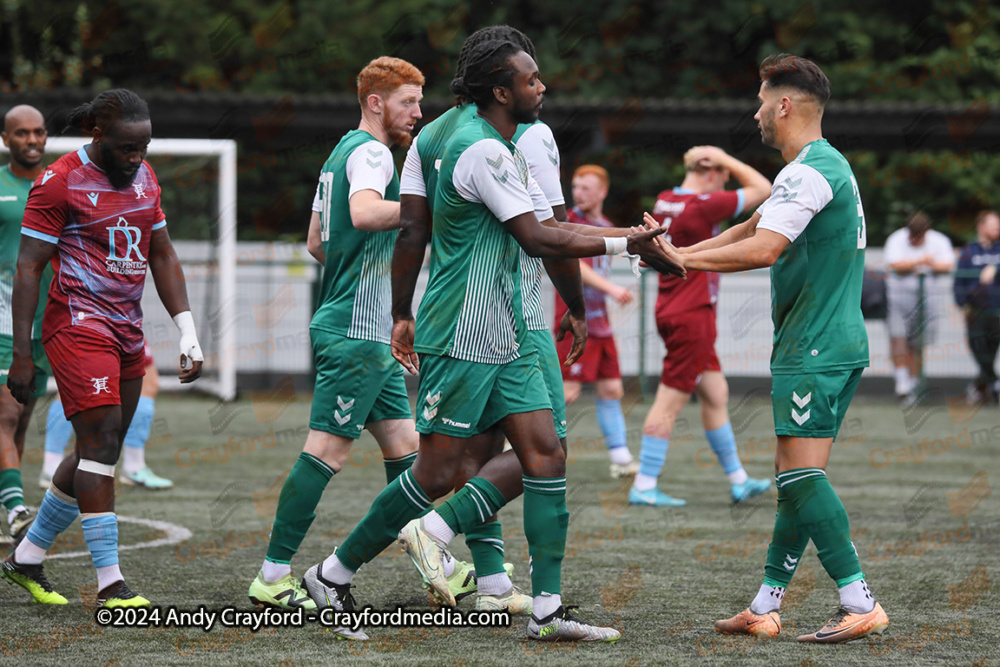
[772,368,864,439]
[415,350,552,437]
[528,329,567,439]
[309,329,412,439]
[0,335,51,399]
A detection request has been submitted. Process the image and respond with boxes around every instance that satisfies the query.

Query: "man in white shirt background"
[883,211,955,401]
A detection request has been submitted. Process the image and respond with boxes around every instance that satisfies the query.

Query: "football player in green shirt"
[664,54,888,644]
[246,58,425,628]
[304,37,679,642]
[0,105,50,545]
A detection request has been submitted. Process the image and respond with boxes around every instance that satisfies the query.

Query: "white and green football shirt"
[512,120,563,331]
[413,115,543,364]
[309,130,398,344]
[756,139,869,374]
[401,108,559,332]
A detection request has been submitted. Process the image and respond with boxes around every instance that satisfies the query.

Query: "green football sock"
[383,452,417,484]
[338,468,431,572]
[522,475,568,597]
[437,477,506,534]
[436,478,508,578]
[763,473,810,587]
[0,468,25,512]
[265,452,335,564]
[780,467,864,585]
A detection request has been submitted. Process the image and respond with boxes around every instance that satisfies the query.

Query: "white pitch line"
[47,516,193,560]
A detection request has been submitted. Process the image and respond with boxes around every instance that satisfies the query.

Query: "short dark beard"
[13,150,42,170]
[100,142,138,190]
[511,100,538,126]
[760,115,777,148]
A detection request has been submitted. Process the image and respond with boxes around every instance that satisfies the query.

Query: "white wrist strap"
[604,237,627,256]
[173,311,197,337]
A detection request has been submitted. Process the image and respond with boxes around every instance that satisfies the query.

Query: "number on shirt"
[850,175,866,249]
[319,171,333,242]
[660,216,673,245]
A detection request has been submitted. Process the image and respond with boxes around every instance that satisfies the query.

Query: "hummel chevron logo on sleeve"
[366,147,382,169]
[486,153,510,184]
[792,391,811,408]
[542,137,558,165]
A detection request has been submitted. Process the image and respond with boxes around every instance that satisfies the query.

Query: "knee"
[596,382,624,401]
[411,461,459,500]
[643,416,673,440]
[520,441,566,478]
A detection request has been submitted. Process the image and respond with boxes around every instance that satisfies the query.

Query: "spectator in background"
[884,211,955,401]
[953,210,1000,404]
[553,165,639,478]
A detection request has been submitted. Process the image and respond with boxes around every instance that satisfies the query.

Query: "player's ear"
[493,85,510,106]
[366,93,383,115]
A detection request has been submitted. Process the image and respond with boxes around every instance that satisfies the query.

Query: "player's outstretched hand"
[391,317,420,375]
[6,353,35,404]
[555,310,588,367]
[178,355,203,383]
[626,226,686,278]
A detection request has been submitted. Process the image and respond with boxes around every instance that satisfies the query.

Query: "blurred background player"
[246,57,425,616]
[4,89,203,608]
[665,54,888,643]
[884,211,955,402]
[40,342,168,489]
[953,210,1000,404]
[553,165,639,477]
[0,105,51,545]
[632,145,772,507]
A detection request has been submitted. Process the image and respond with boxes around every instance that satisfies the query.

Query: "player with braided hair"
[393,24,663,615]
[4,89,203,609]
[305,32,681,643]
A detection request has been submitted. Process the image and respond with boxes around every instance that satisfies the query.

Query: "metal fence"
[143,243,992,390]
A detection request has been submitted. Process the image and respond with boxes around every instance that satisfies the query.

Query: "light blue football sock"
[638,434,669,478]
[45,400,74,455]
[124,396,155,451]
[24,489,80,550]
[705,422,743,475]
[596,398,628,451]
[82,513,119,568]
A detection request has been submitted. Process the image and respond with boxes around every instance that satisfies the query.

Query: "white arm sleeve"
[756,163,834,243]
[515,123,565,207]
[311,180,322,213]
[345,140,394,199]
[526,169,555,222]
[452,139,535,223]
[399,133,426,197]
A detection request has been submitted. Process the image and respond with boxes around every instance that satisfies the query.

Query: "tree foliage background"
[2,0,999,243]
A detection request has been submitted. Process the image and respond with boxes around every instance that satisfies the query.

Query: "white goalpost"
[2,137,238,401]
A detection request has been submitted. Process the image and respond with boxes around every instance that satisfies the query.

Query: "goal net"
[4,137,238,401]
